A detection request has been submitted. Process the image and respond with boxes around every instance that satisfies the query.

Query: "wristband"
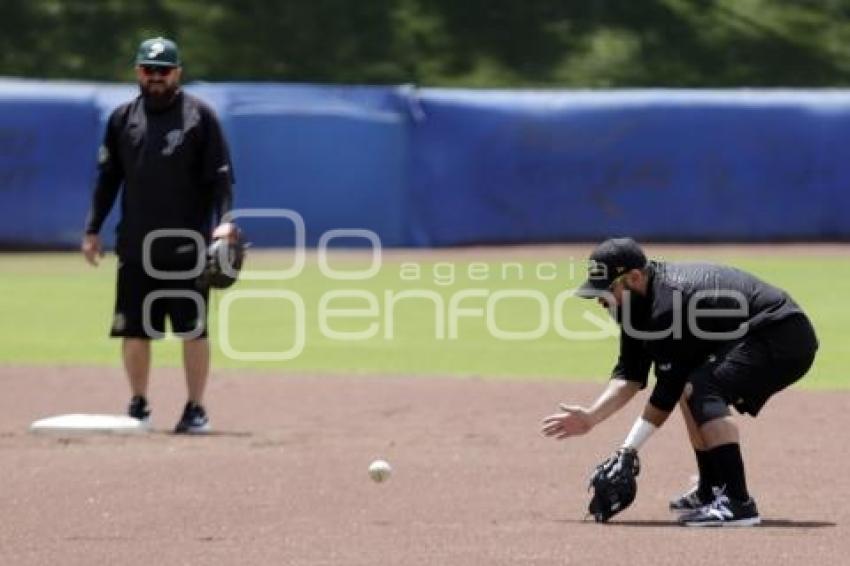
[622,417,656,451]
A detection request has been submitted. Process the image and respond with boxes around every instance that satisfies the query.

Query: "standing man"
[82,37,236,433]
[541,238,818,526]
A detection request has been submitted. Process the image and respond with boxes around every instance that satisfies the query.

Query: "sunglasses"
[140,65,175,77]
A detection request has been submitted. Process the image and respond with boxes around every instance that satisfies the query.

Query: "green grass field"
[0,249,846,389]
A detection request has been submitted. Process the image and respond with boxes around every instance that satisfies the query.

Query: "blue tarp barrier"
[0,80,101,247]
[407,89,850,245]
[1,81,849,248]
[198,84,408,246]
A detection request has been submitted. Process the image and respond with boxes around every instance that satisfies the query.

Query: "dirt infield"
[1,366,846,566]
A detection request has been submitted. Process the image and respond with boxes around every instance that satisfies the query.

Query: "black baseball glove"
[196,230,247,290]
[587,447,640,523]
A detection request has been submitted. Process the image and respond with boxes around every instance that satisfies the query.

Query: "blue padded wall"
[1,81,848,248]
[0,81,101,247]
[406,89,850,245]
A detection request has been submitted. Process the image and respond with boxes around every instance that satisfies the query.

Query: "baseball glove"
[196,230,247,289]
[587,447,640,523]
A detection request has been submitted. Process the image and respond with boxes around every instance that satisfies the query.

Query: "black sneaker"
[669,483,714,513]
[128,395,151,428]
[173,401,210,434]
[679,490,761,527]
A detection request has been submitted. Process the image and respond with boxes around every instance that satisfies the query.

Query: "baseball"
[368,459,392,483]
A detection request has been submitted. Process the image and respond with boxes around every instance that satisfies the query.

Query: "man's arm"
[641,401,672,427]
[542,327,652,440]
[619,364,688,447]
[200,106,235,230]
[82,112,124,265]
[541,378,641,439]
[588,378,643,425]
[618,398,674,452]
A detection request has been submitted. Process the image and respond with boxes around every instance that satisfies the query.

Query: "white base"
[30,414,149,434]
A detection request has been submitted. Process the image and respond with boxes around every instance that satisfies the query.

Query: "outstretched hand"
[540,404,595,439]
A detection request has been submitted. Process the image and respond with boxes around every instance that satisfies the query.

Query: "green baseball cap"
[135,37,180,67]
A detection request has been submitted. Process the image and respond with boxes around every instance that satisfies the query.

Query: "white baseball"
[368,459,392,483]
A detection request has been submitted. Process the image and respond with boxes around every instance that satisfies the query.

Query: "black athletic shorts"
[110,260,209,339]
[688,314,818,417]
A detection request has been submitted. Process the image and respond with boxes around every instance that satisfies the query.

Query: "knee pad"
[686,370,731,426]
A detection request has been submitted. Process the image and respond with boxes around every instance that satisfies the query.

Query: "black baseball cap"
[575,238,647,298]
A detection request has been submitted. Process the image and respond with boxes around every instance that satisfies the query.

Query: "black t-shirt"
[611,261,804,411]
[85,90,234,265]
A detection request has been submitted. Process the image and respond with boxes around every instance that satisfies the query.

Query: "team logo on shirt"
[162,129,184,156]
[98,145,109,164]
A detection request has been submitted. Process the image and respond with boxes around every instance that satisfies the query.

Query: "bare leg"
[699,416,740,448]
[123,338,151,397]
[182,338,210,404]
[679,395,707,450]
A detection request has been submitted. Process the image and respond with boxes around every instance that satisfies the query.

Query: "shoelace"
[682,484,720,506]
[709,495,731,510]
[699,488,733,518]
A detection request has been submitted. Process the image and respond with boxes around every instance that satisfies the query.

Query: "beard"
[612,288,650,327]
[139,81,179,110]
[610,304,623,324]
[608,288,635,324]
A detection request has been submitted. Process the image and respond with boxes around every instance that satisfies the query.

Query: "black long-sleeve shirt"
[85,90,234,263]
[610,261,805,411]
